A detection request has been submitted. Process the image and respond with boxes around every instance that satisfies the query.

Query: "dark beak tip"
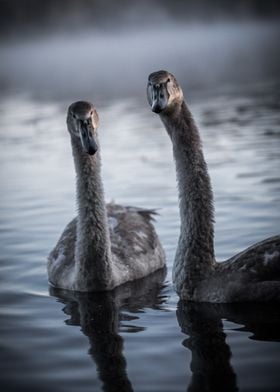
[87,146,98,155]
[152,106,163,114]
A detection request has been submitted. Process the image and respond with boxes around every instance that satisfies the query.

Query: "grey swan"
[48,101,165,292]
[147,70,280,302]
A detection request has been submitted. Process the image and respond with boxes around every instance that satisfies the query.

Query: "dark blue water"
[0,81,280,391]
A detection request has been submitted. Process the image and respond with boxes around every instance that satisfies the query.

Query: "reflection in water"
[0,83,279,391]
[50,268,167,392]
[177,301,280,392]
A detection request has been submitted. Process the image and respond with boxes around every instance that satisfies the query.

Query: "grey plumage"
[48,101,165,292]
[147,70,280,302]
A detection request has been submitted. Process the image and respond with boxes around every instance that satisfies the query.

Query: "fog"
[0,1,280,102]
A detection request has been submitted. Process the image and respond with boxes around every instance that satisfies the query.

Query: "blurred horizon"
[0,0,280,102]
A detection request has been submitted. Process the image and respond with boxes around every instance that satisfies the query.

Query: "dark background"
[1,0,280,38]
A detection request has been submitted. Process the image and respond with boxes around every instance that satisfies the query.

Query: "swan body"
[147,70,280,302]
[48,101,165,292]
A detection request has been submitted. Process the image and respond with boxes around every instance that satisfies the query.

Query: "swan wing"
[221,235,280,281]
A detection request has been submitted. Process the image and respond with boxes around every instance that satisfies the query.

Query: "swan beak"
[79,121,98,155]
[151,86,169,113]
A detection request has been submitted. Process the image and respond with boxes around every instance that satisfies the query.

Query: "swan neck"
[71,135,113,290]
[161,101,216,292]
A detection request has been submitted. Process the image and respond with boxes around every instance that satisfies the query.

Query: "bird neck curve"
[160,101,216,295]
[71,134,114,290]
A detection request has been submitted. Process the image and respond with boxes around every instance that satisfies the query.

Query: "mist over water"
[1,21,280,101]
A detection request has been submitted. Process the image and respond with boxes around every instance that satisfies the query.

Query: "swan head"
[67,101,99,155]
[147,70,183,114]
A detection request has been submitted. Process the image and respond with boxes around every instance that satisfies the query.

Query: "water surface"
[0,81,280,391]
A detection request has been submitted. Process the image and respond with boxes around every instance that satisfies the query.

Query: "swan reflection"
[177,301,280,392]
[49,268,166,392]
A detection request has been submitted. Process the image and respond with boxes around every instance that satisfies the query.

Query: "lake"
[0,80,280,391]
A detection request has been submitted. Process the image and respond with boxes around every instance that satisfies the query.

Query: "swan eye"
[167,78,170,83]
[72,112,77,119]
